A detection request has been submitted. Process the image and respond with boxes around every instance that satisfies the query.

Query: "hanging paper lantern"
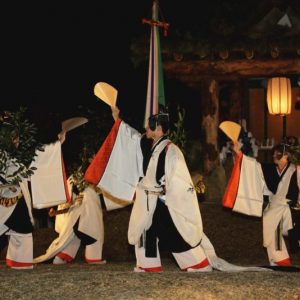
[267,77,292,115]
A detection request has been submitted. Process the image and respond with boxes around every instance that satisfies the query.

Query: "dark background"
[0,1,258,112]
[1,2,149,116]
[0,1,206,140]
[0,1,194,111]
[1,1,299,138]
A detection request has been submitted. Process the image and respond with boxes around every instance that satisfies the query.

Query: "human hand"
[232,140,242,154]
[58,131,66,144]
[111,106,120,121]
[48,208,56,217]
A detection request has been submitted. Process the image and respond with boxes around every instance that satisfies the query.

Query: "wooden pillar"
[228,80,243,122]
[219,79,243,124]
[201,78,220,174]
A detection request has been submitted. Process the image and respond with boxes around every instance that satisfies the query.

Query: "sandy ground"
[0,259,300,300]
[1,203,300,299]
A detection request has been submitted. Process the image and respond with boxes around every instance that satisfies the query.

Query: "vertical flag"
[144,0,166,127]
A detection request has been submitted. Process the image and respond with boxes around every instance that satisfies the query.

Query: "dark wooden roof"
[131,1,300,79]
[163,58,300,84]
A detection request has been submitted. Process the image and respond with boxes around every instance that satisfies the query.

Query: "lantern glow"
[267,77,292,116]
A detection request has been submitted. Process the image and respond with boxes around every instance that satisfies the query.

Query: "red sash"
[84,118,121,185]
[222,152,243,208]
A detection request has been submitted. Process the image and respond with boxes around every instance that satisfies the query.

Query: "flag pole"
[143,0,169,127]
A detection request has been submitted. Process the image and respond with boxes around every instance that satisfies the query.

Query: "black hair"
[272,143,291,160]
[286,136,298,146]
[148,113,169,133]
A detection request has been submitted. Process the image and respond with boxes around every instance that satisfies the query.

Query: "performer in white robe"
[0,136,67,270]
[34,177,105,265]
[84,107,265,273]
[223,141,300,266]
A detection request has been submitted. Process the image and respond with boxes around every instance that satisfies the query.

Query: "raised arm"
[57,131,66,144]
[111,106,120,121]
[232,140,242,155]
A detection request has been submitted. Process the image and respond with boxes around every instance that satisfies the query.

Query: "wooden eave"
[163,58,300,84]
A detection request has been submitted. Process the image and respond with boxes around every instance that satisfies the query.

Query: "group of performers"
[0,106,299,271]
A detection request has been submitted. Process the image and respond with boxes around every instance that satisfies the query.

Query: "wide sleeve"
[232,155,266,217]
[85,119,143,202]
[286,171,299,207]
[30,141,69,209]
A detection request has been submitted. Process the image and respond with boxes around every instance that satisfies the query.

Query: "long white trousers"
[266,234,291,266]
[135,240,209,271]
[55,235,103,263]
[6,230,33,269]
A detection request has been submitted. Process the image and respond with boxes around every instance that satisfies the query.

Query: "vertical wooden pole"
[201,78,220,174]
[282,115,287,139]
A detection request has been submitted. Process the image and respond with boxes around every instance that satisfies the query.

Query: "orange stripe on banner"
[84,118,122,185]
[6,259,33,267]
[222,152,243,208]
[61,156,71,204]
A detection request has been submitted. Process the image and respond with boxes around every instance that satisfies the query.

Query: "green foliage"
[0,108,42,184]
[169,105,186,153]
[69,167,89,194]
[290,146,300,165]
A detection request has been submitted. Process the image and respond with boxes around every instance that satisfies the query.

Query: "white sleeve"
[98,121,143,202]
[30,141,67,209]
[233,155,266,217]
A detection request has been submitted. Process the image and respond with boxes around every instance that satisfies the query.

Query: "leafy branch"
[169,105,186,154]
[290,146,300,165]
[0,107,42,184]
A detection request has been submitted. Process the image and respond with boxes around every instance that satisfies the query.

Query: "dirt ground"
[1,260,300,300]
[31,202,271,265]
[1,202,300,299]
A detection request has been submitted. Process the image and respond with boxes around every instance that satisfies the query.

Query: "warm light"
[267,77,292,115]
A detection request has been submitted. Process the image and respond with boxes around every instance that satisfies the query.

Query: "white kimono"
[128,138,203,247]
[229,155,295,248]
[89,120,203,247]
[0,141,67,234]
[0,141,67,268]
[0,159,33,235]
[34,183,104,263]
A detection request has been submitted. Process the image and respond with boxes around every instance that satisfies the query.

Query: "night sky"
[0,1,201,136]
[1,1,298,133]
[0,1,212,111]
[1,2,147,111]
